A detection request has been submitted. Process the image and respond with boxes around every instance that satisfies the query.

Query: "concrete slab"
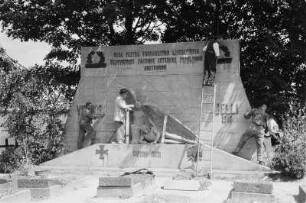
[41,144,270,172]
[0,189,31,203]
[233,181,273,194]
[0,179,10,190]
[30,184,63,200]
[99,176,132,187]
[97,173,155,199]
[229,191,275,202]
[97,182,143,198]
[17,178,51,188]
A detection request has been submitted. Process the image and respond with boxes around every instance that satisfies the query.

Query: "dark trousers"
[78,123,96,149]
[203,52,217,84]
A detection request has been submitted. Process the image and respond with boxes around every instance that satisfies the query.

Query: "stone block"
[99,176,133,187]
[299,185,306,203]
[230,191,275,202]
[233,181,273,194]
[18,178,51,188]
[97,182,143,198]
[0,189,31,203]
[0,179,10,190]
[30,185,63,200]
[97,174,155,198]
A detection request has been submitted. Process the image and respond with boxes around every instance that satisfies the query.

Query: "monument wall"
[64,40,252,155]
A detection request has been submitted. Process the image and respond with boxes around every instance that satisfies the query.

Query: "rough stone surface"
[233,181,273,194]
[0,179,10,190]
[18,178,51,188]
[97,182,143,198]
[230,191,275,202]
[30,185,63,200]
[0,189,31,203]
[300,185,306,203]
[97,174,155,198]
[99,176,133,187]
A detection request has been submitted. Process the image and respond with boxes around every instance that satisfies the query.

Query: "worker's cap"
[85,101,92,107]
[119,88,129,94]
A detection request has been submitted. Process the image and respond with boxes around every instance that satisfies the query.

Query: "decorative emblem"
[96,145,108,160]
[85,51,107,68]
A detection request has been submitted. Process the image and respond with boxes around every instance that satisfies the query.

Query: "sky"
[0,31,51,68]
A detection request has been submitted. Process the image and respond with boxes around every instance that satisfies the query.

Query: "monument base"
[41,144,270,172]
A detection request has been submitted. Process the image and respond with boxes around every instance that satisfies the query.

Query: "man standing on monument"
[113,88,134,144]
[203,36,221,85]
[234,104,268,165]
[78,102,105,149]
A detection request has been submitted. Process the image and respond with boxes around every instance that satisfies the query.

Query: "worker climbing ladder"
[196,83,217,178]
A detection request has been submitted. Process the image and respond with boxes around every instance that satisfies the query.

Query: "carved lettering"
[133,150,161,158]
[144,65,167,71]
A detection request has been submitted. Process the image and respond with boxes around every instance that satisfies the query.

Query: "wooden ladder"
[196,83,217,178]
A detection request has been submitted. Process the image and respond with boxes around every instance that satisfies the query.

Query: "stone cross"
[96,145,108,160]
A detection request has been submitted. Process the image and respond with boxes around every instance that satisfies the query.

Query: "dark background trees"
[1,0,305,116]
[0,0,305,171]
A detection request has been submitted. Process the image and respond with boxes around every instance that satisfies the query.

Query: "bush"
[0,148,23,173]
[271,103,306,179]
[0,54,75,172]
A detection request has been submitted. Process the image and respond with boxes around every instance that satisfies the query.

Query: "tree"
[0,0,165,63]
[159,0,306,119]
[272,102,306,179]
[0,46,78,172]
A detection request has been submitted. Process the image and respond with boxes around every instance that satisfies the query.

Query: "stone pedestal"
[233,181,273,194]
[97,174,155,198]
[226,181,276,203]
[17,177,63,200]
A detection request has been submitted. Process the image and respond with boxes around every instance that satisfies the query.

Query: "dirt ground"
[2,168,305,203]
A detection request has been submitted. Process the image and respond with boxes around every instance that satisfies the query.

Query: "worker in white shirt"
[113,88,134,144]
[263,114,283,165]
[203,37,221,85]
[266,115,283,145]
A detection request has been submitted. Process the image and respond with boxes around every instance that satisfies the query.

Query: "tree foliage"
[1,0,305,116]
[272,103,306,179]
[0,0,166,62]
[0,47,78,172]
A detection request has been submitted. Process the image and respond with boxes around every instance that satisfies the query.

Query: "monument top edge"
[81,39,239,49]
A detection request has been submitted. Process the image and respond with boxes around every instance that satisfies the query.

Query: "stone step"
[30,185,63,200]
[228,191,275,203]
[18,178,53,189]
[233,180,273,194]
[211,170,280,181]
[99,176,133,187]
[97,174,155,199]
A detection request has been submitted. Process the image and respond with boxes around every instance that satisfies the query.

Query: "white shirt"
[114,95,129,122]
[267,118,279,135]
[203,41,220,57]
